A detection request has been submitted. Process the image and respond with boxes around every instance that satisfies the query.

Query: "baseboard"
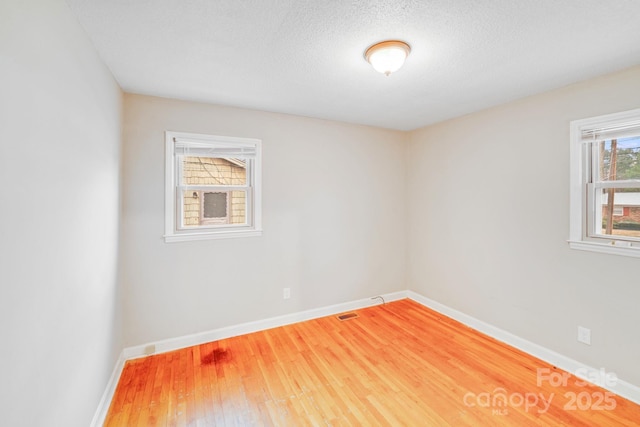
[406,290,640,405]
[124,290,408,360]
[90,351,126,427]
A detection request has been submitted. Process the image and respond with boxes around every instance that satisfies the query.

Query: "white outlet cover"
[577,326,591,345]
[283,288,291,299]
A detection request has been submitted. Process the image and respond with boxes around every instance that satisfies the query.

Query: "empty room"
[3,0,640,426]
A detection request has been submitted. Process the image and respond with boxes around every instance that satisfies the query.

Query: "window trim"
[164,131,262,242]
[569,108,640,258]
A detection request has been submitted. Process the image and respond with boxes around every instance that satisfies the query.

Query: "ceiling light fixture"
[364,40,411,76]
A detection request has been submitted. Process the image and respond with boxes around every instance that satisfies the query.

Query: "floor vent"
[337,312,358,321]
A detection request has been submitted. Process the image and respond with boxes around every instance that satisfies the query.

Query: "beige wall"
[121,94,407,347]
[0,1,123,426]
[407,66,640,387]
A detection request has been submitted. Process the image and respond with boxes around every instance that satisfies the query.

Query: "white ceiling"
[65,0,640,131]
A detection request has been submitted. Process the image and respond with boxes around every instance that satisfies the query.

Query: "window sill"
[164,228,262,243]
[568,240,640,258]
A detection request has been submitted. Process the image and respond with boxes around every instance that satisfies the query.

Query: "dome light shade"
[365,40,411,76]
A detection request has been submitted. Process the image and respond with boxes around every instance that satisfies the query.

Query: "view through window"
[594,137,640,239]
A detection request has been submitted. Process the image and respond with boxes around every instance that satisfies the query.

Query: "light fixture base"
[364,40,411,76]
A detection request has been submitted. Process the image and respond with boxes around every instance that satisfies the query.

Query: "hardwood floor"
[105,299,640,426]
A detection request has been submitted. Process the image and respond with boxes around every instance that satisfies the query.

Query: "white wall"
[407,66,640,387]
[121,94,407,346]
[0,1,122,425]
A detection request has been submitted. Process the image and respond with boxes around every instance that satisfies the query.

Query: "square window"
[165,131,262,242]
[202,191,229,223]
[569,108,640,257]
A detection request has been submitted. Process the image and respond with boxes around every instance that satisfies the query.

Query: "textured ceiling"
[65,0,640,131]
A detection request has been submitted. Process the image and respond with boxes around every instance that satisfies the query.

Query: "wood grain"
[104,299,640,426]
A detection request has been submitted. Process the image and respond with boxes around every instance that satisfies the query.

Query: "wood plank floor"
[105,299,640,426]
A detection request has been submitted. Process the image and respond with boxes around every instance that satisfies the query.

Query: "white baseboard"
[90,351,126,427]
[406,290,640,405]
[123,290,408,360]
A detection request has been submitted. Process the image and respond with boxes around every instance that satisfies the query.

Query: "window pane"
[181,190,247,227]
[229,190,247,225]
[598,188,640,238]
[203,192,227,218]
[182,190,200,227]
[597,137,640,181]
[181,156,247,185]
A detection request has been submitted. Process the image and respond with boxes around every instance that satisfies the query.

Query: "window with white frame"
[569,108,640,257]
[165,131,262,242]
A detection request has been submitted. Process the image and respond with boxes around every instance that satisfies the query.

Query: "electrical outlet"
[578,326,591,345]
[283,288,291,300]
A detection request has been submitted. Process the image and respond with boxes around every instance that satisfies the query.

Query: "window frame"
[569,108,640,258]
[164,131,262,242]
